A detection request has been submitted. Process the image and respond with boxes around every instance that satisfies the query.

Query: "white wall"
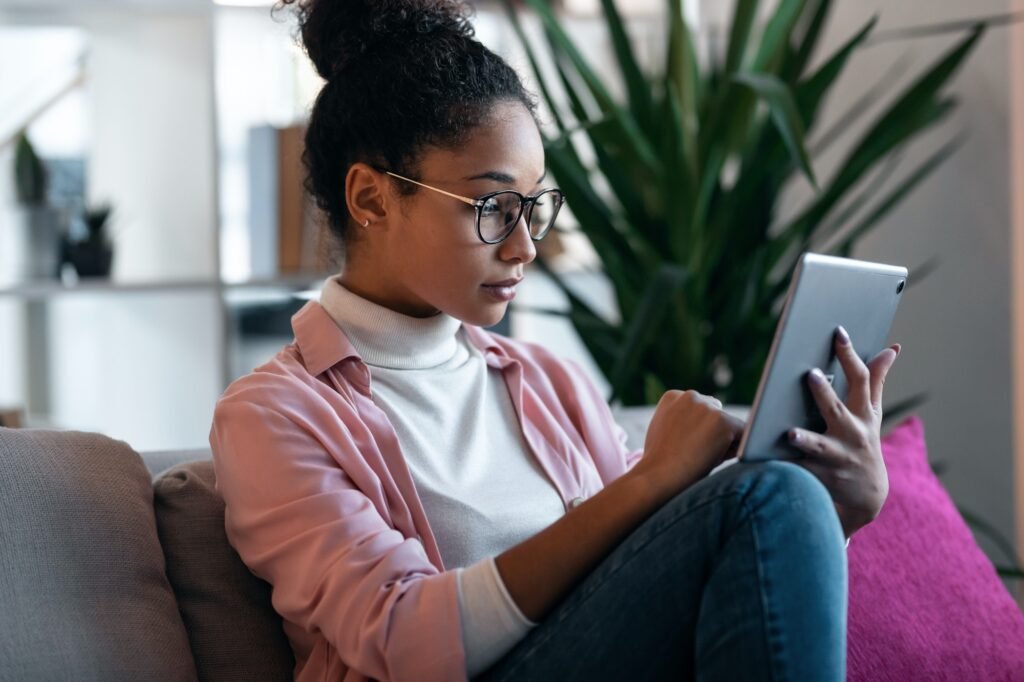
[790,1,1018,565]
[0,8,224,450]
[85,11,217,280]
[0,25,85,410]
[45,291,222,451]
[45,10,222,449]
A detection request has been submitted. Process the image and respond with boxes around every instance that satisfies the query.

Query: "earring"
[363,218,370,227]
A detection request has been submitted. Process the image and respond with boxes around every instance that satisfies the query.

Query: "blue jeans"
[475,459,848,681]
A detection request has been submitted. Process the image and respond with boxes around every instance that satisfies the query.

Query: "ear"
[345,163,389,230]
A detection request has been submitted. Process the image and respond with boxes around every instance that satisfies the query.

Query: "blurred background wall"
[815,0,1018,567]
[0,0,1020,570]
[0,2,221,450]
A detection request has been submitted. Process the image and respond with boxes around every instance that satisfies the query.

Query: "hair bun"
[278,0,475,80]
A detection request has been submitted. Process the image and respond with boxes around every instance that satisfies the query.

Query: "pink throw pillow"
[847,416,1024,680]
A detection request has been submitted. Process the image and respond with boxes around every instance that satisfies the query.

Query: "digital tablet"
[735,252,908,461]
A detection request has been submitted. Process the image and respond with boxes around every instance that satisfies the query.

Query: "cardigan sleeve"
[611,415,646,472]
[209,396,466,682]
[555,356,646,477]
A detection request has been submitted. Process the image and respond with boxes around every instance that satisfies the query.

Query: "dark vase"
[67,239,113,278]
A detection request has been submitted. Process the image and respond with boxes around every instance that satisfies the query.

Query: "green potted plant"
[503,0,987,414]
[66,204,114,278]
[502,0,1024,583]
[10,131,64,280]
[14,131,48,207]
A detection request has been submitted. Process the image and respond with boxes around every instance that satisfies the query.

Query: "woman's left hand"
[787,325,901,538]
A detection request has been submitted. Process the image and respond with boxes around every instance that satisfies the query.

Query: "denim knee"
[704,459,844,544]
[738,460,844,539]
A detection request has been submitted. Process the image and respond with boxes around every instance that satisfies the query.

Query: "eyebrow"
[464,169,548,185]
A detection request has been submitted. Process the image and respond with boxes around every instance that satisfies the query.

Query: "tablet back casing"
[737,253,908,461]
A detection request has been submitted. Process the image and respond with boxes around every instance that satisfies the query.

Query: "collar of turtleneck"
[318,274,463,370]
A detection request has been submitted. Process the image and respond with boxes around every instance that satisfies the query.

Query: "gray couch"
[0,428,296,681]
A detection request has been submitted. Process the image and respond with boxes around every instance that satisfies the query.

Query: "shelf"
[0,272,330,301]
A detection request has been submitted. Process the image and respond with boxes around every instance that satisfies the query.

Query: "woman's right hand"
[629,390,746,503]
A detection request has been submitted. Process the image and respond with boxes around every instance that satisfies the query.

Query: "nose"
[498,212,537,265]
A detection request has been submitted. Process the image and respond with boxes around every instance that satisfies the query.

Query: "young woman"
[209,1,901,680]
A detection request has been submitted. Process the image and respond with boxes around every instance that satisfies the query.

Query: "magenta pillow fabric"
[847,416,1024,680]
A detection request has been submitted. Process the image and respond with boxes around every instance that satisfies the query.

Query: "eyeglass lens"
[478,190,561,243]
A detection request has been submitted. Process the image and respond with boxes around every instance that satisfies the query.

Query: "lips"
[483,277,523,287]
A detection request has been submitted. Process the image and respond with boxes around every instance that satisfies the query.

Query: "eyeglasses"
[382,170,566,245]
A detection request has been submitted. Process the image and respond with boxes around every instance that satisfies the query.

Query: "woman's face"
[344,100,546,328]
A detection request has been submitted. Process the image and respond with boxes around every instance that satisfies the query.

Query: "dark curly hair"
[274,0,538,256]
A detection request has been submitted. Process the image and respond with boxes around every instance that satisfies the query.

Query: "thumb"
[867,343,901,410]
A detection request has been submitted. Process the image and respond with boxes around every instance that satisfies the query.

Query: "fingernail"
[789,429,800,443]
[891,343,902,357]
[836,326,851,346]
[808,368,825,384]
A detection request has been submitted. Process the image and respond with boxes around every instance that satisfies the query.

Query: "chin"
[484,309,509,329]
[463,304,508,329]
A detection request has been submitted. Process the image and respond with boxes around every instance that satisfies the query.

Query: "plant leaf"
[866,10,1024,44]
[907,257,939,288]
[14,131,48,205]
[781,0,833,81]
[544,143,648,316]
[704,0,807,184]
[995,567,1024,579]
[666,0,700,177]
[500,0,587,171]
[832,135,963,256]
[643,372,668,406]
[599,0,652,130]
[703,14,876,272]
[808,52,910,157]
[751,0,808,72]
[608,264,689,403]
[881,392,929,427]
[587,123,661,250]
[501,1,992,408]
[525,0,661,174]
[957,504,1023,568]
[523,0,616,111]
[733,72,817,187]
[499,1,567,132]
[533,257,622,371]
[814,152,903,249]
[724,0,759,73]
[788,25,984,244]
[663,80,695,260]
[795,16,879,129]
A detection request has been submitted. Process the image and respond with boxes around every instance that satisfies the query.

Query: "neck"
[320,275,462,369]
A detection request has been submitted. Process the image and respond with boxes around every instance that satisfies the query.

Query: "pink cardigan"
[209,300,643,682]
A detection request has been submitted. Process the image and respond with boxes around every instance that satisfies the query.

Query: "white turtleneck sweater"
[319,276,567,676]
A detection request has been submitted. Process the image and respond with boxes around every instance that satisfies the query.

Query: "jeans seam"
[744,495,780,682]
[494,488,746,681]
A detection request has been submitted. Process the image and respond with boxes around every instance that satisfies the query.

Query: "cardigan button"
[568,496,585,510]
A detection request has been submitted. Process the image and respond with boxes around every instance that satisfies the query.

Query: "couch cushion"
[153,460,295,681]
[143,447,212,477]
[848,416,1024,679]
[0,428,197,681]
